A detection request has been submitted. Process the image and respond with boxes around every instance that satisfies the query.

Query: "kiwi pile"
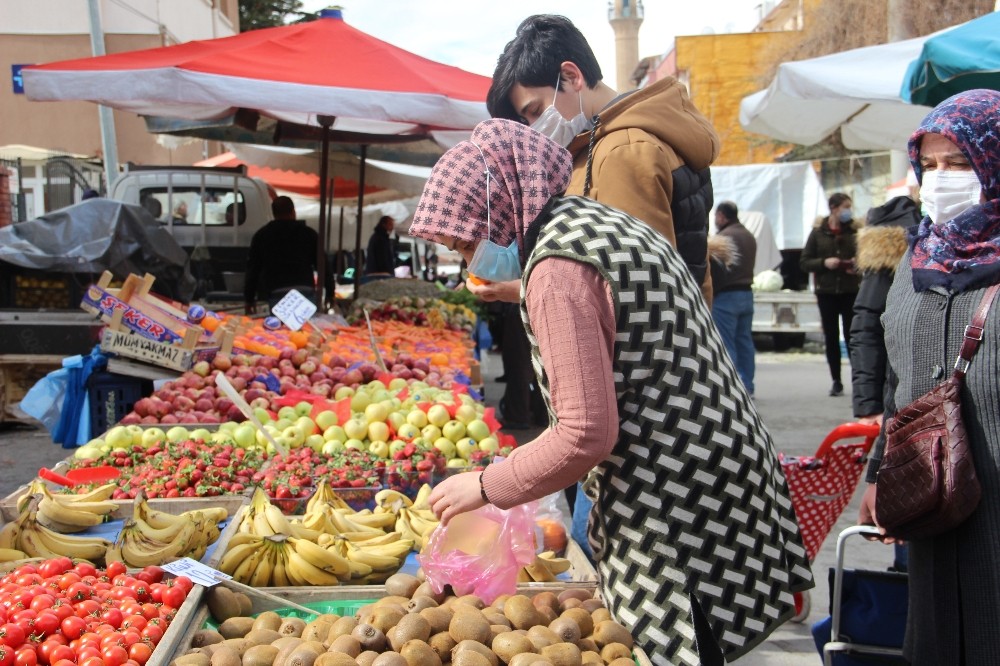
[172,574,636,666]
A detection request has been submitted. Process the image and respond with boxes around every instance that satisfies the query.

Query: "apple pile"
[348,296,477,332]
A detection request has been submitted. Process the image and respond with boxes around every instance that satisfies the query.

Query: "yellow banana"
[284,546,342,586]
[263,504,294,536]
[341,531,402,546]
[252,507,275,537]
[327,507,384,535]
[538,551,572,575]
[17,527,62,560]
[299,510,330,533]
[355,538,414,561]
[230,541,269,584]
[225,532,266,550]
[249,543,276,587]
[0,547,28,562]
[20,481,117,507]
[288,537,350,578]
[134,513,198,546]
[344,540,401,573]
[36,498,106,532]
[183,507,228,524]
[305,479,336,515]
[0,521,23,550]
[411,484,433,510]
[120,529,185,568]
[218,538,266,575]
[271,544,291,587]
[343,510,396,530]
[347,559,373,579]
[375,488,413,510]
[32,523,110,562]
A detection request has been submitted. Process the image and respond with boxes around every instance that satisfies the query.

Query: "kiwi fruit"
[449,611,492,644]
[452,640,498,666]
[531,593,560,615]
[579,599,603,614]
[244,630,282,649]
[253,612,284,633]
[389,613,432,650]
[559,609,592,639]
[428,631,457,661]
[526,626,559,651]
[363,606,404,635]
[355,651,379,666]
[173,653,212,666]
[399,639,443,666]
[326,616,359,643]
[312,654,358,666]
[412,582,447,603]
[406,596,438,613]
[490,625,509,642]
[589,608,612,625]
[491,631,535,664]
[576,639,598,655]
[547,618,581,646]
[278,618,307,638]
[502,596,541,631]
[534,606,557,625]
[326,635,361,658]
[384,573,421,599]
[371,653,408,666]
[506,656,552,666]
[580,652,602,665]
[559,599,582,611]
[451,652,493,666]
[192,630,226,648]
[556,590,592,606]
[222,639,250,657]
[285,645,323,666]
[206,587,242,623]
[454,595,486,610]
[491,595,511,612]
[482,610,510,629]
[599,643,632,662]
[607,660,634,666]
[592,622,633,650]
[350,624,386,652]
[219,617,256,640]
[302,620,333,643]
[540,643,581,666]
[379,596,412,609]
[271,639,304,666]
[242,645,279,666]
[210,646,242,666]
[236,593,254,616]
[419,607,454,635]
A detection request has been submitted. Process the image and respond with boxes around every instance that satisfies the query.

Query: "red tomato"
[46,646,73,665]
[107,590,134,604]
[0,645,14,666]
[73,601,100,619]
[0,624,24,649]
[27,597,52,614]
[169,577,192,595]
[103,565,126,582]
[35,639,62,666]
[13,646,35,666]
[46,604,71,625]
[36,560,71,581]
[126,643,150,666]
[137,569,161,587]
[100,646,128,666]
[78,658,105,666]
[159,587,184,610]
[75,647,100,662]
[71,564,97,580]
[98,609,121,631]
[50,660,74,666]
[136,626,160,646]
[59,617,86,642]
[65,584,92,604]
[118,617,144,634]
[31,613,58,640]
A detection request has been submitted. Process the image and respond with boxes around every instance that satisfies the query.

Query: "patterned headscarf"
[907,89,1000,293]
[409,119,573,253]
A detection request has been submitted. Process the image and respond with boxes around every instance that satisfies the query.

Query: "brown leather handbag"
[876,283,1000,540]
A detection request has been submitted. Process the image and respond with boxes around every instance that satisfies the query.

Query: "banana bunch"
[18,481,118,533]
[105,492,228,567]
[330,532,414,583]
[0,495,111,563]
[218,533,354,587]
[238,488,321,540]
[517,551,573,583]
[0,547,30,563]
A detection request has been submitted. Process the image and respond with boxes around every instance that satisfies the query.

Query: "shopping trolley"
[779,422,881,620]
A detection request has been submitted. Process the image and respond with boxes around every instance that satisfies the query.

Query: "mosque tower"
[608,0,644,90]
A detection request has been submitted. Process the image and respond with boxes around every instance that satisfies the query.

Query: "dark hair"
[487,15,603,122]
[226,202,247,223]
[272,195,295,219]
[828,192,852,210]
[716,201,739,223]
[379,215,394,227]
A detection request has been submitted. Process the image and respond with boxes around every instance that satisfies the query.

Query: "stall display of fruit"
[0,557,195,666]
[178,579,635,666]
[347,297,477,333]
[0,496,112,566]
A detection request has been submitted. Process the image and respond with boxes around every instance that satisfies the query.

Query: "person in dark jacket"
[709,201,757,394]
[849,194,919,573]
[244,196,318,313]
[800,192,862,396]
[365,215,396,276]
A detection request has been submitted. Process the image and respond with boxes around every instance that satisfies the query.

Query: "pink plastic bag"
[418,501,538,604]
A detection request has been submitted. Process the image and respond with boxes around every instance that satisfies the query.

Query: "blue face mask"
[466,143,522,282]
[838,209,853,223]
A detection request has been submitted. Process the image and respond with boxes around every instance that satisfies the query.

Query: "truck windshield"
[139,187,246,227]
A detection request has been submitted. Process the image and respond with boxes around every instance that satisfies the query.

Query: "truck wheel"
[772,333,806,351]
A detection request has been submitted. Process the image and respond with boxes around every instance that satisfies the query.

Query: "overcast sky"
[299,1,763,82]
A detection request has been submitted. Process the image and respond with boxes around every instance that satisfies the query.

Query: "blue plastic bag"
[20,346,107,448]
[472,316,493,361]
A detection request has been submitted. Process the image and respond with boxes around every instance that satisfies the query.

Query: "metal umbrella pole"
[352,145,368,300]
[315,115,334,309]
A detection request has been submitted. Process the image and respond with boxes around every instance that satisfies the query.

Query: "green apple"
[367,379,387,392]
[367,421,390,443]
[323,425,347,443]
[344,438,365,450]
[166,426,190,443]
[334,386,355,400]
[277,406,298,421]
[343,418,369,441]
[140,427,166,448]
[388,378,408,391]
[217,421,237,433]
[350,392,372,413]
[368,440,390,458]
[190,428,213,442]
[478,436,500,455]
[274,418,293,431]
[253,407,272,424]
[104,426,132,450]
[387,411,406,431]
[389,439,407,456]
[282,426,305,448]
[211,431,233,445]
[275,434,297,452]
[74,443,103,461]
[295,416,318,436]
[233,424,257,449]
[454,404,478,425]
[406,409,428,429]
[126,424,144,446]
[433,437,457,459]
[442,420,466,443]
[257,425,280,447]
[466,419,492,443]
[411,437,427,449]
[447,457,470,469]
[456,437,477,460]
[421,424,442,442]
[321,440,345,455]
[396,423,420,441]
[364,402,390,424]
[295,400,313,417]
[305,434,326,452]
[314,410,338,431]
[427,404,451,428]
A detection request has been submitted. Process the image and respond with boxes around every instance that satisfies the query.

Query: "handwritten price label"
[162,558,231,587]
[271,289,318,332]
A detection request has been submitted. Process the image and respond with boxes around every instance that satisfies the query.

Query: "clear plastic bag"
[534,492,569,556]
[419,501,538,604]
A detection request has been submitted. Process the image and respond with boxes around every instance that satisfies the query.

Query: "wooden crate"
[0,354,64,425]
[634,647,653,665]
[148,584,206,666]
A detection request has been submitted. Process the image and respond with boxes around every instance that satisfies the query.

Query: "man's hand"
[856,413,884,427]
[823,257,842,270]
[428,471,487,526]
[466,278,521,303]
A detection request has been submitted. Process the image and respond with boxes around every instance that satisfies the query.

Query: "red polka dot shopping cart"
[780,422,881,621]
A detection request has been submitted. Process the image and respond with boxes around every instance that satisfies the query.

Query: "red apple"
[212,353,232,371]
[192,360,211,377]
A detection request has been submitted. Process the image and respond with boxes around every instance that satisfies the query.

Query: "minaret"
[608,0,644,91]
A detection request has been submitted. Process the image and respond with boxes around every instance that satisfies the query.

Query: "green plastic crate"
[203,599,378,629]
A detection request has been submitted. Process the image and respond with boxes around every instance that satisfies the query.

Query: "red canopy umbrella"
[22,7,490,303]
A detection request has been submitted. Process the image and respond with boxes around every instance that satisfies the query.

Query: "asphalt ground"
[0,346,896,664]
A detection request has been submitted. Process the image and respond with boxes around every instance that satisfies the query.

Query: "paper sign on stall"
[271,289,318,331]
[162,558,231,587]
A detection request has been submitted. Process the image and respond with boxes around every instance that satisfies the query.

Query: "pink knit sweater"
[481,257,619,509]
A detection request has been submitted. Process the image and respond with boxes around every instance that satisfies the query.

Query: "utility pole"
[887,0,913,182]
[87,0,120,192]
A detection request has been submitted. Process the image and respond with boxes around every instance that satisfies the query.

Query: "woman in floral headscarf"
[413,118,811,666]
[858,89,1000,665]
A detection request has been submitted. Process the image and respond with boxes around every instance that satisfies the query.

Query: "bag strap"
[953,283,1000,379]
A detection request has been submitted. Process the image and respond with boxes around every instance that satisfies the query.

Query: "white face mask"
[920,170,982,225]
[530,74,592,148]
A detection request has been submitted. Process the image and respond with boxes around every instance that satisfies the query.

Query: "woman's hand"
[466,279,521,303]
[856,413,884,427]
[858,483,900,544]
[823,257,842,270]
[429,472,487,526]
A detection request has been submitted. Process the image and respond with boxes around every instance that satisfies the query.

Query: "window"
[139,187,246,227]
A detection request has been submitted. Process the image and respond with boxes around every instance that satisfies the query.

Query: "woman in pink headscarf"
[412,119,811,666]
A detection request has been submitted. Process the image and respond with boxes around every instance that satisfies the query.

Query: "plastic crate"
[87,371,152,437]
[202,599,378,630]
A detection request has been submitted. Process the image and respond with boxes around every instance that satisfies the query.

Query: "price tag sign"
[162,558,231,587]
[271,289,318,332]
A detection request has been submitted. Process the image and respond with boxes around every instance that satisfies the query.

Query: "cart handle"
[814,422,881,459]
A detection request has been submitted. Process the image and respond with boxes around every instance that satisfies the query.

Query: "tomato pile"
[69,442,268,499]
[0,558,192,666]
